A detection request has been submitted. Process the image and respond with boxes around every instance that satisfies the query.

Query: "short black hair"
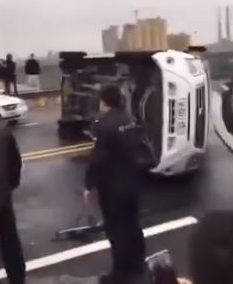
[6,54,12,60]
[100,85,122,109]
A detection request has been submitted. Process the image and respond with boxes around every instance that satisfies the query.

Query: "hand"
[83,189,97,205]
[177,278,192,284]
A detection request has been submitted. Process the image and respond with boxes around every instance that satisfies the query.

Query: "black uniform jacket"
[85,108,139,197]
[0,123,22,210]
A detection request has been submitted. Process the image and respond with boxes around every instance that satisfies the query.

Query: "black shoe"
[98,273,125,284]
[98,274,114,284]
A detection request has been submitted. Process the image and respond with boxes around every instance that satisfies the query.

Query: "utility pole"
[226,5,231,40]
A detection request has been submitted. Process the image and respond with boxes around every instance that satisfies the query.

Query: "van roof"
[59,49,204,73]
[59,51,164,70]
[59,47,206,60]
[59,50,162,61]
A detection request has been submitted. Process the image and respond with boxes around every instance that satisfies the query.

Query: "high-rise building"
[119,17,168,51]
[102,26,119,53]
[138,18,168,50]
[152,18,168,50]
[102,16,194,53]
[167,33,191,51]
[120,24,136,51]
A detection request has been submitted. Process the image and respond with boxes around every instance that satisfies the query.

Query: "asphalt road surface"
[2,107,233,283]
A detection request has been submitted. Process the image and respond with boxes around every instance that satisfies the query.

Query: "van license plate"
[176,100,186,134]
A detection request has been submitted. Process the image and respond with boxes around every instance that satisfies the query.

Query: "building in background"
[102,16,192,52]
[118,17,168,51]
[102,26,119,53]
[132,18,168,50]
[119,24,136,51]
[167,33,191,51]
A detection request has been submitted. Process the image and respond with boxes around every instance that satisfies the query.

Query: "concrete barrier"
[212,90,233,151]
[19,89,61,109]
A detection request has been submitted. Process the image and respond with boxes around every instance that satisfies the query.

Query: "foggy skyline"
[0,0,232,58]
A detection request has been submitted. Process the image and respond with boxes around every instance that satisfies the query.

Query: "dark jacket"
[25,59,40,75]
[190,211,233,284]
[0,123,22,210]
[5,60,16,80]
[85,108,139,197]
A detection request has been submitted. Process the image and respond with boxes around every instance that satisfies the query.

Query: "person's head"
[30,53,35,59]
[190,211,233,284]
[6,54,12,61]
[99,84,122,113]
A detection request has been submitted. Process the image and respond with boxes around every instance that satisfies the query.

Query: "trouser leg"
[111,201,145,273]
[4,80,10,95]
[13,77,18,96]
[100,194,145,275]
[0,201,25,284]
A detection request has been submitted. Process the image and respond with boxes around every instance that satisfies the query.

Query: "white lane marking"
[17,122,39,128]
[0,216,197,279]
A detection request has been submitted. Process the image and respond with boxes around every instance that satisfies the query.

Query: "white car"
[0,94,28,121]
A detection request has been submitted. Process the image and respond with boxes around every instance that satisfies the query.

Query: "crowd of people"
[0,82,233,284]
[0,53,41,96]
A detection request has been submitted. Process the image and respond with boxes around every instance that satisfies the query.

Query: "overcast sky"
[0,0,232,58]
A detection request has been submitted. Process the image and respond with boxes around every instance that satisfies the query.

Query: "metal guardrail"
[19,89,60,100]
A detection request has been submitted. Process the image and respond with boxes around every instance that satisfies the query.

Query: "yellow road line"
[22,142,94,158]
[23,145,94,161]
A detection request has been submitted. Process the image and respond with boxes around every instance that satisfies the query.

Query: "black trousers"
[4,76,18,96]
[0,199,25,284]
[99,191,145,275]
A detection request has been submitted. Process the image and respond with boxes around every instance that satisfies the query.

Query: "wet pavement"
[12,105,89,153]
[24,226,193,282]
[2,107,233,282]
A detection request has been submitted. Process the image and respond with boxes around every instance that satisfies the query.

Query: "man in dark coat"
[4,54,18,96]
[25,54,41,90]
[0,120,25,284]
[84,85,146,284]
